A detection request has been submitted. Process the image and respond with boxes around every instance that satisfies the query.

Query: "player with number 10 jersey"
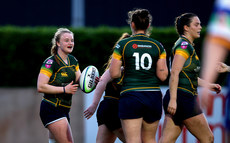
[112,33,167,95]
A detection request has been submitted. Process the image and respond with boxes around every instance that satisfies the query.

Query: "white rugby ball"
[79,65,99,93]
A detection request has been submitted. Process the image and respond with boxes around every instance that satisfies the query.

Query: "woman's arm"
[156,58,168,81]
[37,73,78,95]
[168,54,186,115]
[216,62,230,73]
[75,69,81,83]
[109,58,122,79]
[198,77,221,94]
[84,69,113,119]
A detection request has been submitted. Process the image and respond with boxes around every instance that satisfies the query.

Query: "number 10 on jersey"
[133,52,152,70]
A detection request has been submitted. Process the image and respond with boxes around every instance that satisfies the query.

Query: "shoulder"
[174,38,193,51]
[43,55,55,64]
[117,37,130,46]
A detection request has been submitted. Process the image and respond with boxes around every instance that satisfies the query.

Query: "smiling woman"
[37,28,82,143]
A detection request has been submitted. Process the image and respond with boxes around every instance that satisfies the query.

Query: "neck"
[133,30,145,35]
[182,34,194,44]
[57,49,68,61]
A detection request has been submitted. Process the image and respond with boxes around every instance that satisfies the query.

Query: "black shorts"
[96,98,121,131]
[163,89,202,125]
[119,91,162,123]
[40,100,70,127]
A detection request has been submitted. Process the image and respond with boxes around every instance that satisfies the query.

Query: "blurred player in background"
[83,33,130,143]
[200,0,230,142]
[37,28,81,143]
[159,13,221,143]
[110,8,168,143]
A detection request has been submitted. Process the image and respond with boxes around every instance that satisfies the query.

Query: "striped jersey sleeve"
[40,58,54,78]
[175,41,190,60]
[112,42,123,61]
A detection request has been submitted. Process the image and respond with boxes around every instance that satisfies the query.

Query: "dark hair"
[51,28,73,56]
[175,13,197,36]
[127,8,152,31]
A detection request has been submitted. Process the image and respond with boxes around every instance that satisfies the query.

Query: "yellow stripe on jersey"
[75,65,79,71]
[40,69,52,77]
[159,52,166,59]
[175,49,189,59]
[112,52,122,60]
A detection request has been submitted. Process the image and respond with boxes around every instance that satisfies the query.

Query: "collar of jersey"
[56,54,70,66]
[180,36,192,45]
[132,33,147,37]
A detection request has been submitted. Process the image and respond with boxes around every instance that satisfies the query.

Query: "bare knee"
[200,132,214,143]
[208,133,214,143]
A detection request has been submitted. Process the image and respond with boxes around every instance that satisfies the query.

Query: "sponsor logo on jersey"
[132,44,152,49]
[181,41,188,49]
[115,44,120,49]
[194,66,200,72]
[132,44,138,49]
[61,72,68,77]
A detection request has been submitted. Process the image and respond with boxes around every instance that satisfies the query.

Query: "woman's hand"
[83,104,97,119]
[209,83,221,94]
[65,81,79,94]
[167,99,177,115]
[216,62,230,73]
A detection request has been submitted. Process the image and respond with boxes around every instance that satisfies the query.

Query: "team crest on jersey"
[181,41,188,49]
[46,59,53,64]
[45,59,53,68]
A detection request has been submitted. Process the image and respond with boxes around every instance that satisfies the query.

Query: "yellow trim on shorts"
[43,98,71,108]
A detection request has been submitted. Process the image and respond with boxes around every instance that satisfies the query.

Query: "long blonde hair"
[51,28,73,56]
[104,32,130,71]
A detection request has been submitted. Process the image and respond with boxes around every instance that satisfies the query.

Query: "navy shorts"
[163,89,202,125]
[119,91,162,123]
[40,100,70,127]
[96,98,121,131]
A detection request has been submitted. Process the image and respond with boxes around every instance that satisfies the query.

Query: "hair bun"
[140,9,149,18]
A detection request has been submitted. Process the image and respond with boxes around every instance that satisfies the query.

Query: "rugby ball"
[79,65,99,93]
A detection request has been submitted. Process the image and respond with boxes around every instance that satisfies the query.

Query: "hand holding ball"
[79,65,99,93]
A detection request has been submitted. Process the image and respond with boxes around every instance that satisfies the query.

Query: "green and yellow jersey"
[112,33,166,94]
[171,36,200,95]
[39,54,79,108]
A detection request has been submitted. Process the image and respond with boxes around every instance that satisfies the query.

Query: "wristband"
[63,86,65,94]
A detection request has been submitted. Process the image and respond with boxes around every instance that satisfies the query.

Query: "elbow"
[158,73,168,81]
[111,73,120,79]
[37,84,44,93]
[157,70,168,82]
[37,86,43,93]
[109,69,120,79]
